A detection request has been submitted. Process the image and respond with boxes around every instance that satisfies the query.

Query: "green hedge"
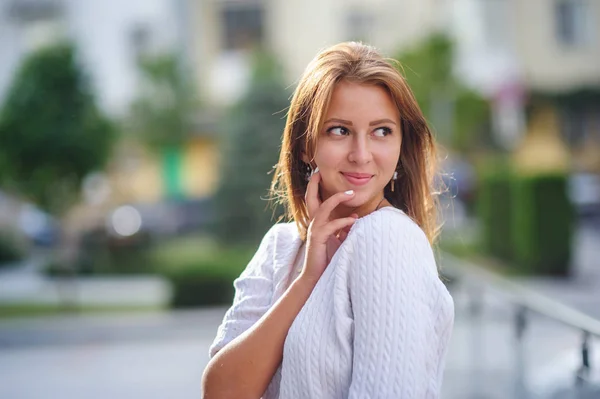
[477,169,574,275]
[0,231,24,265]
[511,174,573,275]
[477,168,513,262]
[165,248,254,308]
[44,228,155,276]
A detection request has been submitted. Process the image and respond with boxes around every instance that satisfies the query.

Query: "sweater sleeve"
[347,211,454,398]
[208,224,278,358]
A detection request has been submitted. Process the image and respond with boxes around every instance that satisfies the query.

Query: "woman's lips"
[342,172,373,186]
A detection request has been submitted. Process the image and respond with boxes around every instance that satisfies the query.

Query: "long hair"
[270,42,443,245]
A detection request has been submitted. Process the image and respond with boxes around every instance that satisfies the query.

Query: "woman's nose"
[348,136,372,165]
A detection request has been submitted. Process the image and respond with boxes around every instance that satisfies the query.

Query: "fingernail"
[345,190,354,195]
[314,167,319,174]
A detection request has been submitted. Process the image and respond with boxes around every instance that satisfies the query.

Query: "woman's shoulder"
[353,206,427,245]
[347,206,439,276]
[265,221,300,243]
[269,221,300,236]
[260,221,301,256]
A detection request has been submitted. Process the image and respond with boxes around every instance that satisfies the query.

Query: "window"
[7,0,62,22]
[129,24,152,58]
[561,104,589,145]
[8,0,65,51]
[21,18,64,51]
[221,4,264,50]
[345,11,374,43]
[482,0,510,48]
[555,0,591,47]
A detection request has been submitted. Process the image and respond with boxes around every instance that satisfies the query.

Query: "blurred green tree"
[0,42,115,215]
[128,53,198,150]
[394,33,489,153]
[213,51,288,245]
[127,53,200,199]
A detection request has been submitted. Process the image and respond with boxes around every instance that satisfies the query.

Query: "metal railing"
[440,252,600,398]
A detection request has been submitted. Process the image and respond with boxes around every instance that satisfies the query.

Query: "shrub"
[511,174,573,275]
[0,230,24,265]
[212,51,287,246]
[477,167,513,262]
[44,228,156,276]
[165,248,254,308]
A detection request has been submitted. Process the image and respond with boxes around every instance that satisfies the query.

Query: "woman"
[202,42,454,399]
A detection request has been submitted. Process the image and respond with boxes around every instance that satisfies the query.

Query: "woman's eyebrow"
[324,118,397,126]
[324,118,352,125]
[369,119,397,126]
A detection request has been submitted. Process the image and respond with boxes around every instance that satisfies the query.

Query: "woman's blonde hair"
[270,42,443,245]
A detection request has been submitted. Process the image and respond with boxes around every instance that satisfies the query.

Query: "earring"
[391,171,398,192]
[304,163,313,182]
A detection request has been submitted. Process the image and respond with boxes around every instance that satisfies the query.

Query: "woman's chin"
[321,184,375,209]
[341,193,371,210]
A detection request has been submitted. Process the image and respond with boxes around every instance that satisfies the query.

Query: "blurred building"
[1,0,599,233]
[453,0,600,174]
[189,0,452,105]
[0,0,190,115]
[0,0,218,235]
[190,0,599,171]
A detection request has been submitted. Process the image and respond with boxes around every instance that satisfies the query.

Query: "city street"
[0,225,599,398]
[1,286,599,398]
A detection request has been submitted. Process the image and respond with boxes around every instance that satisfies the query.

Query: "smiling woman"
[202,42,454,399]
[308,81,402,221]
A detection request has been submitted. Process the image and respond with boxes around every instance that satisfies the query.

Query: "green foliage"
[165,247,254,308]
[0,230,24,265]
[511,174,573,275]
[81,229,155,275]
[396,33,453,111]
[454,89,489,152]
[128,53,198,150]
[45,228,155,276]
[476,164,574,275]
[477,165,513,261]
[213,51,288,245]
[0,43,115,215]
[394,33,489,153]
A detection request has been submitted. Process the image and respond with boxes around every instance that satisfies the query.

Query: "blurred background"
[0,0,599,398]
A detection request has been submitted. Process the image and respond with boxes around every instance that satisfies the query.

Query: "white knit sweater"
[209,207,454,398]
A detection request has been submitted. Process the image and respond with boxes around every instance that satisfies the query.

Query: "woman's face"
[305,80,402,214]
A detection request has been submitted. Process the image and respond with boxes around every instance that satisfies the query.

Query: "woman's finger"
[336,220,355,242]
[314,189,355,224]
[320,217,358,241]
[312,216,357,244]
[304,169,321,219]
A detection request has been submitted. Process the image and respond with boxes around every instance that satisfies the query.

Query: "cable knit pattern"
[209,207,454,399]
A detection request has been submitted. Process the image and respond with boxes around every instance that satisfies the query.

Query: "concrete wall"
[514,0,600,92]
[0,0,183,116]
[189,0,449,104]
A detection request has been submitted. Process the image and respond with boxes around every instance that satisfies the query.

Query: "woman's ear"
[301,152,310,165]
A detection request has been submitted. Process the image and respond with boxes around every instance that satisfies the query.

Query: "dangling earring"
[304,163,314,182]
[391,171,398,192]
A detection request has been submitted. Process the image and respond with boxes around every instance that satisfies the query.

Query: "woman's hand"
[300,170,358,284]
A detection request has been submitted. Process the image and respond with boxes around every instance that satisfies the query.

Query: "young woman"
[202,42,454,399]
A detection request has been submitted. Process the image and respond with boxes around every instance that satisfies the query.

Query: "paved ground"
[0,221,598,398]
[518,225,600,320]
[0,291,599,399]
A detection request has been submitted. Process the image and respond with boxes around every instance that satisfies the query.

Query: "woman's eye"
[327,126,349,136]
[373,127,392,137]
